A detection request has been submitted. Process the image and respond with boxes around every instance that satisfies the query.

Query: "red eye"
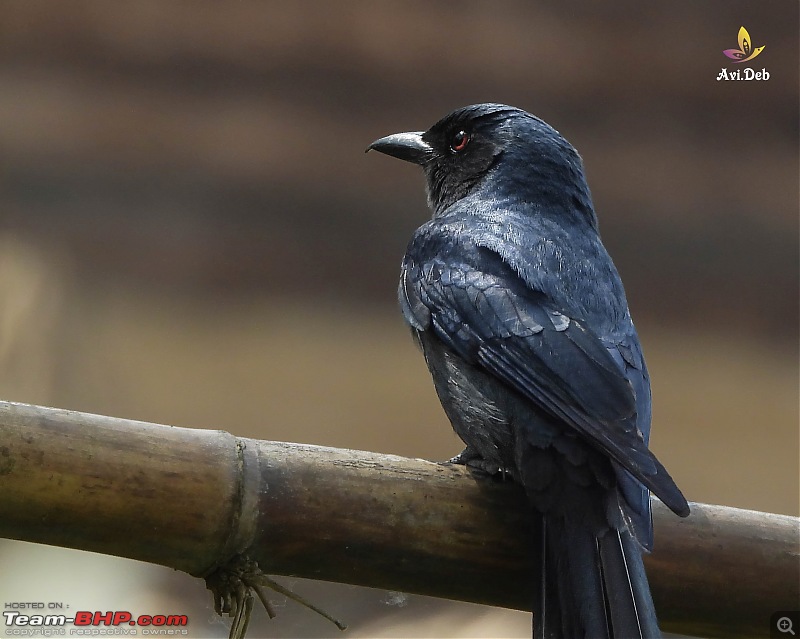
[450,130,470,153]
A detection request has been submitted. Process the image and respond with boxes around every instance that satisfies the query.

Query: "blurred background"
[1,1,797,638]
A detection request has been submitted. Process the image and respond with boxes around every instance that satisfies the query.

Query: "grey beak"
[366,131,432,165]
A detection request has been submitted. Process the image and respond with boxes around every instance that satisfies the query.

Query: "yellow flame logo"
[723,26,765,63]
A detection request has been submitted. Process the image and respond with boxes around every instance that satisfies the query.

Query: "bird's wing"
[401,248,689,518]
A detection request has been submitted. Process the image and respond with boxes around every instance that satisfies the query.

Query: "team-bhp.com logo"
[717,26,769,81]
[3,609,189,635]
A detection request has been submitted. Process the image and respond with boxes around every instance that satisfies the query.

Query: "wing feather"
[402,254,689,518]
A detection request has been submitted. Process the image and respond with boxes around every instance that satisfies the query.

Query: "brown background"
[1,2,797,637]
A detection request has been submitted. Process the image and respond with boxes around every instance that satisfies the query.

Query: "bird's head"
[367,103,595,224]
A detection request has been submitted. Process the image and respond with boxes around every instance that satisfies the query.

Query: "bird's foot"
[447,447,513,480]
[448,446,482,466]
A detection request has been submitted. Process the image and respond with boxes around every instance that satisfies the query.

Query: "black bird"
[367,104,689,639]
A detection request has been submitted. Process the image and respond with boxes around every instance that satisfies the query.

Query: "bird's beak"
[366,131,432,165]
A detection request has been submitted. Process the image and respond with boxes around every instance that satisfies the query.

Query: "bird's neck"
[436,173,599,234]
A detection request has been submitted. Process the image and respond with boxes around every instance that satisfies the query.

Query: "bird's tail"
[533,513,660,639]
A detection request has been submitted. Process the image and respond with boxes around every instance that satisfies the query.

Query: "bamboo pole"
[0,400,797,638]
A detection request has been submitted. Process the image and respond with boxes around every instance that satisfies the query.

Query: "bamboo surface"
[0,400,797,638]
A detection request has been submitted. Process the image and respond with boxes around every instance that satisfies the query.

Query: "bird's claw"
[448,446,482,466]
[446,448,513,480]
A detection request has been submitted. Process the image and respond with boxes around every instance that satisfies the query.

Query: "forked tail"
[533,514,661,639]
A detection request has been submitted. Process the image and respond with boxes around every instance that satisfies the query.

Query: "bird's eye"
[450,130,470,153]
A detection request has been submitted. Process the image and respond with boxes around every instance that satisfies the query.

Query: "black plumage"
[368,103,689,638]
